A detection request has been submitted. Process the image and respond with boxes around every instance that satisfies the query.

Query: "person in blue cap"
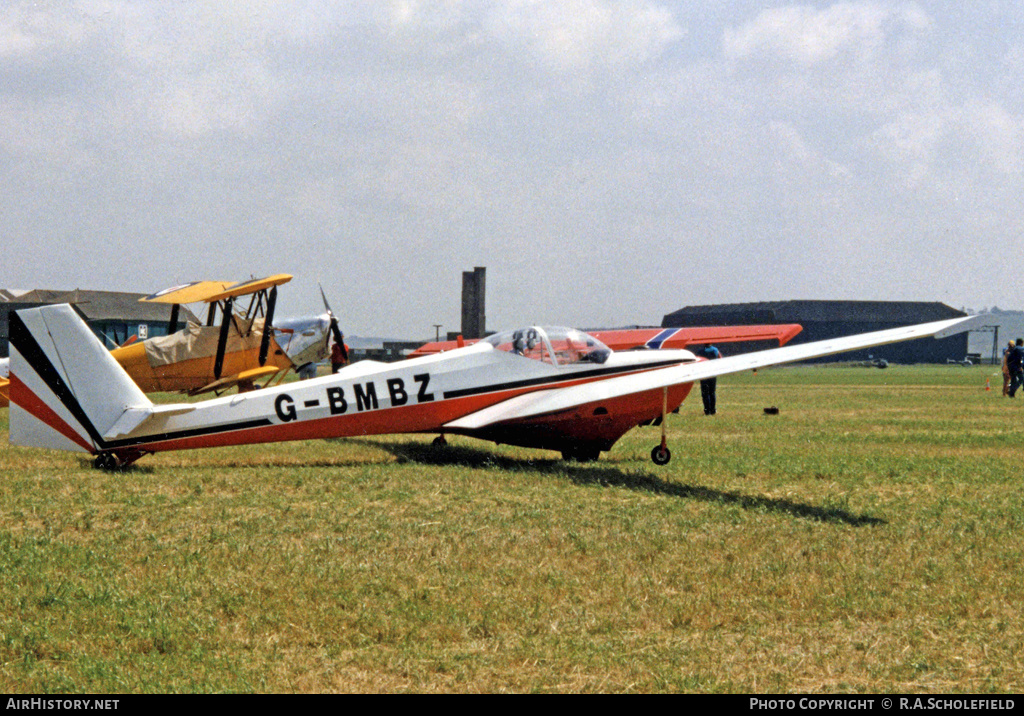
[1009,339,1024,398]
[698,344,721,415]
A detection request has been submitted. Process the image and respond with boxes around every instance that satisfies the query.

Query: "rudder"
[9,304,152,454]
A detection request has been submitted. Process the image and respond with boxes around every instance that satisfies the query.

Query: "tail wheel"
[93,453,122,471]
[651,445,671,465]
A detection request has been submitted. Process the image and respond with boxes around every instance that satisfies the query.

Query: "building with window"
[1,289,179,357]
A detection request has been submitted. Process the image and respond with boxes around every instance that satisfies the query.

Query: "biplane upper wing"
[140,275,292,304]
[410,324,803,356]
[140,281,236,304]
[205,274,293,302]
[445,316,980,431]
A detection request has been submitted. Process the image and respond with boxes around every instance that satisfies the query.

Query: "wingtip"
[933,314,986,339]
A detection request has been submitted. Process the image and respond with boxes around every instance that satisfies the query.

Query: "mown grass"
[0,363,1021,693]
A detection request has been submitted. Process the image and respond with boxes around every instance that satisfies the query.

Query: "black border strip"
[10,311,104,447]
[101,417,275,449]
[441,359,690,399]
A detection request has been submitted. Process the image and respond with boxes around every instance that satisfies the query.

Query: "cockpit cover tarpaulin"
[144,318,264,367]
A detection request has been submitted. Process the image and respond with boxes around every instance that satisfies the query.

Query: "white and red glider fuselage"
[10,312,694,465]
[109,338,692,455]
[8,304,979,468]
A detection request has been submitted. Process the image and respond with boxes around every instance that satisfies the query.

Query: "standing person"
[331,339,349,374]
[698,344,721,415]
[1002,340,1015,397]
[1009,339,1024,398]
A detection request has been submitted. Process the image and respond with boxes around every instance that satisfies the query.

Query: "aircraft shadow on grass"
[354,438,887,528]
[75,437,884,527]
[77,454,375,472]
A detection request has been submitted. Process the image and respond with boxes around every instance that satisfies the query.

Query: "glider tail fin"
[8,304,152,455]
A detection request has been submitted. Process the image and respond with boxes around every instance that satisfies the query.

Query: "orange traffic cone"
[985,378,991,391]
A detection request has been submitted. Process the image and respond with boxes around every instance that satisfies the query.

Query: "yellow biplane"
[0,274,343,407]
[108,274,344,396]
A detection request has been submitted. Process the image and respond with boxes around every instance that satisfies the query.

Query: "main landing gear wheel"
[432,435,448,447]
[649,386,672,466]
[650,445,671,465]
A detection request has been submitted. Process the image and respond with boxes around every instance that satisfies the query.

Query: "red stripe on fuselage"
[9,374,94,452]
[126,364,695,454]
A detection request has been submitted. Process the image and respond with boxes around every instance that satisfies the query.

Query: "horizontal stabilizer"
[103,403,197,440]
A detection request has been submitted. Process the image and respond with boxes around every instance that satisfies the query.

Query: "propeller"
[319,283,348,362]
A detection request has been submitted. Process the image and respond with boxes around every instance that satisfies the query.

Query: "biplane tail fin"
[8,304,152,454]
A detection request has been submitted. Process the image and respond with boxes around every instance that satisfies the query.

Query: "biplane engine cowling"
[273,314,333,369]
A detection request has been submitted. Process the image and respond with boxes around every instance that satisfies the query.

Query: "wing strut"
[258,286,278,367]
[168,304,180,335]
[213,297,233,380]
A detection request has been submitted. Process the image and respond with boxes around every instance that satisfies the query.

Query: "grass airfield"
[1,363,1022,693]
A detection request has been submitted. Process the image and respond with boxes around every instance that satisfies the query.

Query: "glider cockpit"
[484,326,611,366]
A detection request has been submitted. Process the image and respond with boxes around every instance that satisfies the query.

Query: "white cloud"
[482,0,684,73]
[724,2,929,66]
[869,110,947,188]
[958,100,1024,175]
[3,1,1024,333]
[0,3,93,59]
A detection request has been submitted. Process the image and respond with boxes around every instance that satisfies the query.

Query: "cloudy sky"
[1,1,1021,338]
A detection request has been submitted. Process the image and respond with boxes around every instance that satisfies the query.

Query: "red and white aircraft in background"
[410,324,804,356]
[8,304,976,470]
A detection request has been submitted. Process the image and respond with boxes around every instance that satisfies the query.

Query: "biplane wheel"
[432,435,448,447]
[650,445,671,466]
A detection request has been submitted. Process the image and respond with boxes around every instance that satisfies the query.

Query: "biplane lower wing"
[189,365,285,396]
[410,324,802,356]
